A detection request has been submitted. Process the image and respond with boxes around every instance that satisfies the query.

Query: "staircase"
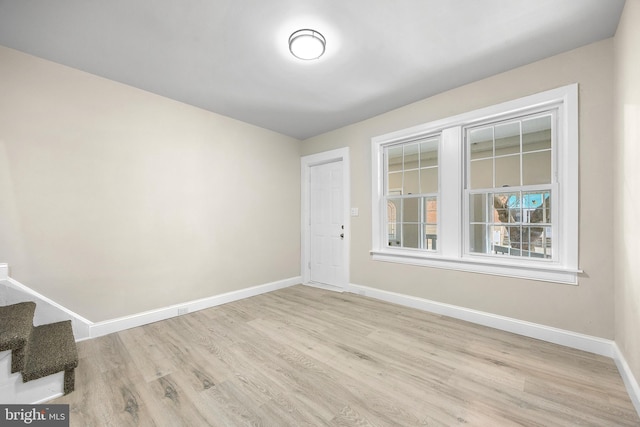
[0,301,78,403]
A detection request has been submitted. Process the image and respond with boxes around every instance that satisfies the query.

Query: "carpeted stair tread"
[0,301,36,373]
[22,320,78,387]
[0,301,36,352]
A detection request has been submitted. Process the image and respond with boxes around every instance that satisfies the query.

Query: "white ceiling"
[0,0,626,140]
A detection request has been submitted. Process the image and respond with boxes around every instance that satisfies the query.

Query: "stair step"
[22,320,78,394]
[0,301,36,373]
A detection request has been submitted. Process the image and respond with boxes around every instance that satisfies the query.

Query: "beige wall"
[0,25,626,346]
[0,46,301,321]
[614,0,640,390]
[302,39,615,338]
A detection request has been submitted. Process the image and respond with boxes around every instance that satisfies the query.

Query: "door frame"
[301,147,350,290]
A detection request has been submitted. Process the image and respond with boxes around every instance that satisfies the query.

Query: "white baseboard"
[88,276,301,338]
[1,265,301,341]
[347,283,614,357]
[614,343,640,416]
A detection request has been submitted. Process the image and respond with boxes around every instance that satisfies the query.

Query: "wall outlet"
[350,207,359,217]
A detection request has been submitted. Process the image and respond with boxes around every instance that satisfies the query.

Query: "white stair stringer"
[0,350,64,404]
[0,278,91,340]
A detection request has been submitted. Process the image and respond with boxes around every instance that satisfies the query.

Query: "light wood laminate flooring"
[53,285,640,426]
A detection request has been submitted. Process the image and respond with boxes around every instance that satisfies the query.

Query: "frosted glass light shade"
[289,29,326,60]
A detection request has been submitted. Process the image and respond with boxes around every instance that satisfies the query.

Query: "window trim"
[371,84,580,284]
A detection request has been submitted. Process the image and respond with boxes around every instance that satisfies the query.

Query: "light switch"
[350,208,359,217]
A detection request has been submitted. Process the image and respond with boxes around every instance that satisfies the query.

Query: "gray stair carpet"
[0,302,78,395]
[22,320,78,395]
[0,301,36,373]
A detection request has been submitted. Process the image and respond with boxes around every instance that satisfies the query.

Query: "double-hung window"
[371,84,579,284]
[466,112,555,260]
[385,137,439,250]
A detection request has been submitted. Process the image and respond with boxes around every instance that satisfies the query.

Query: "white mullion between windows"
[439,126,462,258]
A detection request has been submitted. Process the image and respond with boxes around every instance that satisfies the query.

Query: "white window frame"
[384,136,440,251]
[371,84,580,284]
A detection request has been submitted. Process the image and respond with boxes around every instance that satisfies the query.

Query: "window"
[385,137,439,249]
[466,113,554,260]
[371,84,579,284]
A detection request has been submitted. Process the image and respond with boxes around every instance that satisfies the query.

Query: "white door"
[309,160,345,287]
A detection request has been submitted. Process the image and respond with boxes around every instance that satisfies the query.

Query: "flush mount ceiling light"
[288,29,326,60]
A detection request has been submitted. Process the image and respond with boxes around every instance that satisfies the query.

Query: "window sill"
[370,249,580,284]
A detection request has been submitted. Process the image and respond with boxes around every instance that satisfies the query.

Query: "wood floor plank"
[117,326,175,383]
[53,285,640,426]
